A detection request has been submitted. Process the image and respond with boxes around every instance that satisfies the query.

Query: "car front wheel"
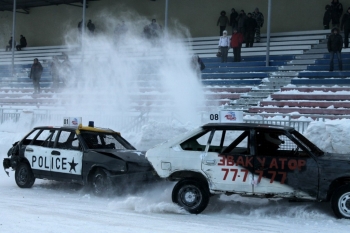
[172,179,210,214]
[15,163,35,188]
[90,168,112,196]
[331,185,350,219]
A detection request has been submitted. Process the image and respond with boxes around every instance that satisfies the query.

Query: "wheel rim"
[17,167,29,185]
[338,192,350,217]
[178,184,202,209]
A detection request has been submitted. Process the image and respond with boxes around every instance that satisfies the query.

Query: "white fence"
[1,108,350,133]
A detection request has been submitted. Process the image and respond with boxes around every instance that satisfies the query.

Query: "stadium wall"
[1,0,350,46]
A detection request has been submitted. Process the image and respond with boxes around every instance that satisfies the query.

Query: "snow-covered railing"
[2,108,350,134]
[243,113,350,133]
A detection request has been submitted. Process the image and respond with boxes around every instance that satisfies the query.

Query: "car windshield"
[80,131,135,150]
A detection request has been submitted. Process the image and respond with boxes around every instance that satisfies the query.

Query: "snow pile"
[304,119,350,154]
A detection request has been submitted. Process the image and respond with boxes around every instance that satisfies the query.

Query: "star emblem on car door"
[68,158,78,173]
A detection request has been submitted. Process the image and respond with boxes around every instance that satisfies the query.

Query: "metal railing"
[2,108,350,133]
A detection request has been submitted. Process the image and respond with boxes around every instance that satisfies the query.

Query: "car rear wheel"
[331,185,350,219]
[90,168,112,196]
[172,179,210,214]
[15,163,35,188]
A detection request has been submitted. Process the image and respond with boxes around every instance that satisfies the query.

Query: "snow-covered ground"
[1,119,350,233]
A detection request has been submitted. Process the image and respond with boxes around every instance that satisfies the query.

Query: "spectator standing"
[217,11,230,36]
[191,54,205,80]
[145,19,162,39]
[237,10,247,35]
[230,8,238,33]
[244,13,257,47]
[16,35,27,51]
[78,20,83,33]
[50,56,61,91]
[29,58,43,94]
[341,7,350,48]
[87,20,96,34]
[5,37,14,51]
[327,28,343,71]
[324,5,332,29]
[252,8,264,43]
[218,30,230,63]
[61,55,73,87]
[114,21,128,45]
[331,0,343,28]
[230,28,244,62]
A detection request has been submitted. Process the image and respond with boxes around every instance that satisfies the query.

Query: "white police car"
[146,123,350,218]
[3,120,158,195]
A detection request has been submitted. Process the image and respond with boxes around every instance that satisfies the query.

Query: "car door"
[201,129,254,193]
[24,129,58,178]
[50,130,83,180]
[253,129,319,199]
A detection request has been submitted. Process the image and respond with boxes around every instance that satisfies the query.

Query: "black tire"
[331,185,350,219]
[90,168,112,196]
[172,179,210,214]
[15,163,35,188]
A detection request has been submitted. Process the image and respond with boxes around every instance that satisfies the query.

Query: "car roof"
[202,123,295,132]
[33,125,119,134]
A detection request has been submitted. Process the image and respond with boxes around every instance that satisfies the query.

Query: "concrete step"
[278,65,308,71]
[286,59,315,65]
[295,54,324,59]
[269,71,299,77]
[312,44,327,49]
[303,48,328,54]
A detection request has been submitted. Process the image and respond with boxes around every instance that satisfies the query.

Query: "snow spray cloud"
[56,11,210,134]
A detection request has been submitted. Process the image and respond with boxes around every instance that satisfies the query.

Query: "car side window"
[41,130,58,148]
[180,130,211,152]
[219,130,249,154]
[31,129,56,147]
[256,131,309,157]
[22,129,41,146]
[56,131,80,150]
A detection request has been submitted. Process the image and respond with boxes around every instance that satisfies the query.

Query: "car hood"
[91,149,150,165]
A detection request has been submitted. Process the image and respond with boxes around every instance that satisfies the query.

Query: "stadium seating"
[2,29,350,117]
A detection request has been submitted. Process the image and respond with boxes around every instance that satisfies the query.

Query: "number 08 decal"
[209,114,219,121]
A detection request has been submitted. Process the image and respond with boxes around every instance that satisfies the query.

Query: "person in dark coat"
[87,20,95,34]
[230,28,243,62]
[327,28,343,71]
[341,7,350,48]
[252,7,264,42]
[331,0,343,28]
[16,35,27,51]
[50,56,61,91]
[237,10,247,35]
[5,37,13,51]
[230,8,238,33]
[29,58,43,94]
[324,5,332,29]
[244,13,257,47]
[217,11,230,36]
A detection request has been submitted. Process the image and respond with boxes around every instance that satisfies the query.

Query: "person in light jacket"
[218,30,230,63]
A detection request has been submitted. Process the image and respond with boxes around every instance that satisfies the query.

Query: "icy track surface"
[1,172,349,233]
